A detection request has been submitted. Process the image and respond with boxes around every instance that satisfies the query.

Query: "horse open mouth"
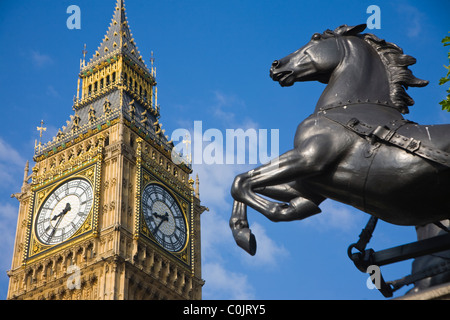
[270,70,294,86]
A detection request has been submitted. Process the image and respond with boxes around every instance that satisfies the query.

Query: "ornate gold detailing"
[26,163,100,263]
[88,106,97,124]
[81,44,87,69]
[34,120,47,154]
[103,98,112,114]
[9,239,98,299]
[134,137,143,240]
[34,117,119,162]
[22,190,36,266]
[136,134,192,266]
[71,113,81,132]
[189,178,195,275]
[33,134,107,188]
[92,136,103,237]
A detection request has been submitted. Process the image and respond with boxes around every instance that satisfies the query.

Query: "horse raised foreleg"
[230,182,324,255]
[229,201,257,255]
[230,148,328,254]
[231,149,324,222]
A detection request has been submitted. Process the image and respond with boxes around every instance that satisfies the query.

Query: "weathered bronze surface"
[229,24,450,264]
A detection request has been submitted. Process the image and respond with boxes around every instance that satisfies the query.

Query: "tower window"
[112,72,116,83]
[94,81,98,92]
[106,75,110,86]
[88,84,92,96]
[130,135,134,148]
[100,78,104,90]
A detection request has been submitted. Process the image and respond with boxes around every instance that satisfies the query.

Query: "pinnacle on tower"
[34,0,170,162]
[83,0,150,74]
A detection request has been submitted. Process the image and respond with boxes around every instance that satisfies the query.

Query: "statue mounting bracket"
[348,217,450,297]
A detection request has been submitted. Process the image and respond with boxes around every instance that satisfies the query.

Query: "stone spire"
[82,0,150,74]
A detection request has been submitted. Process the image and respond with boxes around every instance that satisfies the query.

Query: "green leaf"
[439,33,450,111]
[440,99,450,112]
[442,36,450,45]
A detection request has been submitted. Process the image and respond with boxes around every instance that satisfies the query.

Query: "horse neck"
[314,37,392,114]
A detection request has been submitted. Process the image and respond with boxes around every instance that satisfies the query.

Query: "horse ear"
[343,24,367,36]
[333,24,367,36]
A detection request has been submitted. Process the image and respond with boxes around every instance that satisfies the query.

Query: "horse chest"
[305,137,376,209]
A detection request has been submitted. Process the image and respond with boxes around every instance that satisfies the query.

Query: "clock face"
[35,178,94,245]
[142,184,187,252]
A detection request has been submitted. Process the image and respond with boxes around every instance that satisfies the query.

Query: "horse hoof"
[233,228,257,256]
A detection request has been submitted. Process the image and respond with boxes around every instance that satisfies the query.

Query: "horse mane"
[360,33,429,114]
[323,25,429,114]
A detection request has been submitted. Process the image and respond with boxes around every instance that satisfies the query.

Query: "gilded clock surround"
[27,163,100,262]
[139,174,191,265]
[7,0,204,300]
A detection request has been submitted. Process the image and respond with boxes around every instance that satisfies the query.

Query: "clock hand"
[49,203,71,240]
[152,212,169,234]
[152,212,162,219]
[52,203,72,221]
[152,212,169,221]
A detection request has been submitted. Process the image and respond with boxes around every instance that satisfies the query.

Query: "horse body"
[230,23,450,255]
[296,115,450,226]
[362,123,450,225]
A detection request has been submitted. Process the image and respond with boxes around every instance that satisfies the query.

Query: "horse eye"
[312,33,321,41]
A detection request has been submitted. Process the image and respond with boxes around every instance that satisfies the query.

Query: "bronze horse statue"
[230,23,450,256]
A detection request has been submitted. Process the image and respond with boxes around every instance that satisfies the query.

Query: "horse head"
[270,24,367,87]
[270,23,429,114]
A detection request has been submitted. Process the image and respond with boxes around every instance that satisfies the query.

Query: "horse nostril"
[272,60,279,68]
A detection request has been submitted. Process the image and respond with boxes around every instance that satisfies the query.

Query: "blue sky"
[0,0,449,300]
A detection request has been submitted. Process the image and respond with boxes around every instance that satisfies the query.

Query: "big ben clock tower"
[6,0,205,300]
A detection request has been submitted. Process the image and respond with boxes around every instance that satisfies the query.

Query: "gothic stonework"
[7,0,204,300]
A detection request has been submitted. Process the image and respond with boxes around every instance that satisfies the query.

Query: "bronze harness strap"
[325,115,450,168]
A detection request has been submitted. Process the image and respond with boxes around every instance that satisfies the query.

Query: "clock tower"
[7,0,205,300]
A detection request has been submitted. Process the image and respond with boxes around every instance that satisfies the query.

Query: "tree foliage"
[439,33,450,111]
